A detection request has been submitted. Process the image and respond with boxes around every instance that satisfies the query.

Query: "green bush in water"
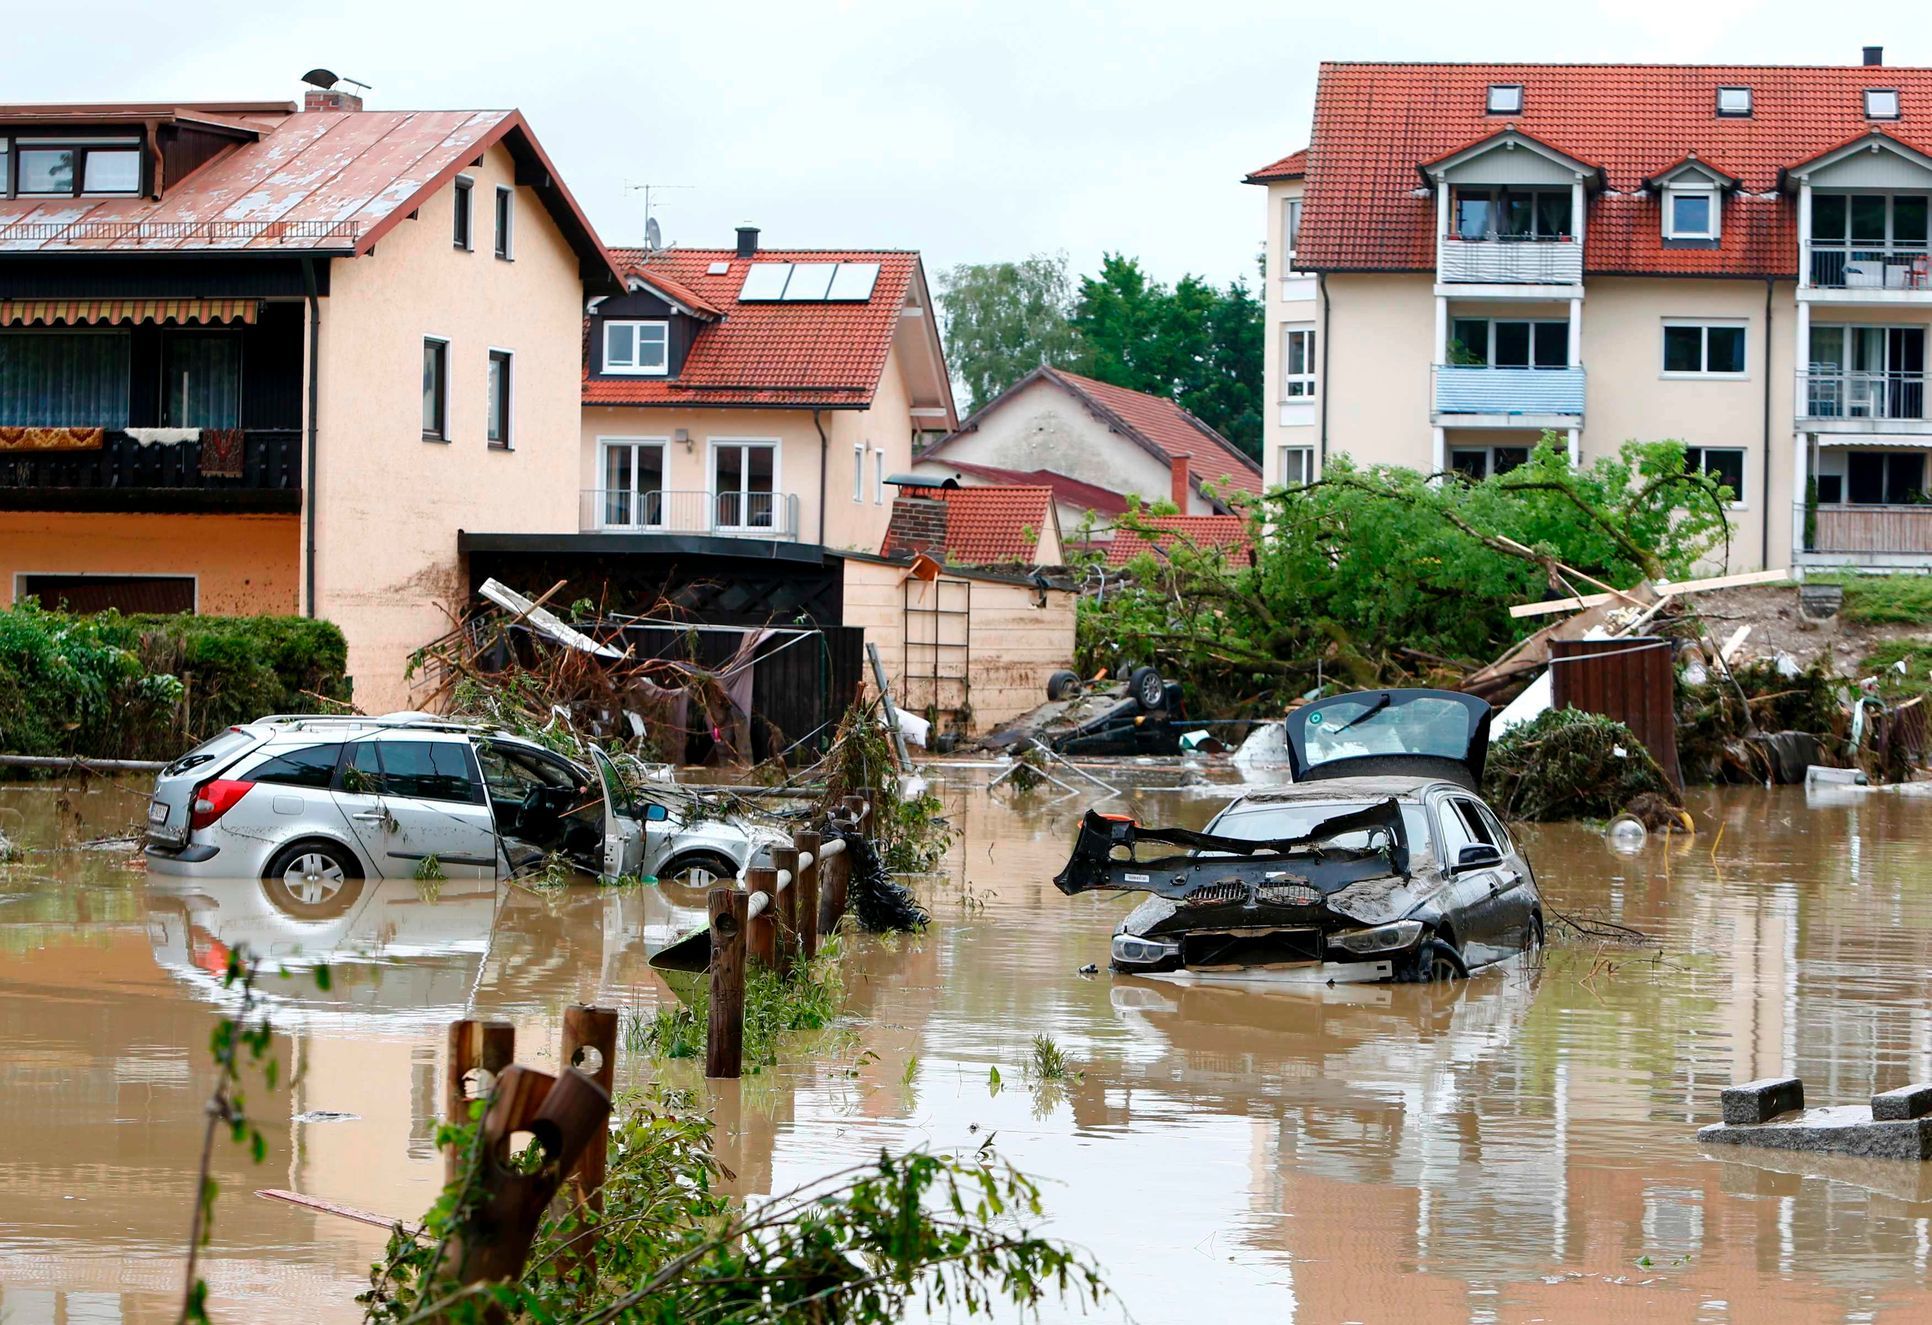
[1484,708,1678,822]
[1676,658,1845,782]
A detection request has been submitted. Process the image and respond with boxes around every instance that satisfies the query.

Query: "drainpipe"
[1761,278,1773,571]
[301,257,321,619]
[812,408,828,546]
[1317,273,1330,468]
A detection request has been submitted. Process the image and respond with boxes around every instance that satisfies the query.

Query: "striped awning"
[1817,434,1932,448]
[0,298,260,327]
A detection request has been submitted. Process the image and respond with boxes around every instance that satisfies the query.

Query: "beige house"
[1252,54,1932,571]
[0,84,620,710]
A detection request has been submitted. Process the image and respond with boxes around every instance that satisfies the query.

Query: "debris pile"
[1484,709,1680,822]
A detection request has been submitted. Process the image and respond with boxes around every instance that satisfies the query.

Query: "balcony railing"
[1438,235,1583,285]
[1799,369,1928,422]
[581,488,800,540]
[1432,364,1586,420]
[0,428,301,505]
[1808,243,1932,291]
[1804,502,1932,555]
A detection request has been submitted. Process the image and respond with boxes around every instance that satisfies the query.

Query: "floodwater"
[5,769,1932,1324]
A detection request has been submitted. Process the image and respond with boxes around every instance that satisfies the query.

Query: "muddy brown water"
[3,768,1932,1323]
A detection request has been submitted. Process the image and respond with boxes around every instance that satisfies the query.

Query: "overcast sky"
[15,1,1925,291]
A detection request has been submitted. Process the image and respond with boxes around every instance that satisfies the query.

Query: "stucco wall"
[313,142,588,711]
[1323,274,1438,469]
[0,512,299,613]
[1263,178,1320,489]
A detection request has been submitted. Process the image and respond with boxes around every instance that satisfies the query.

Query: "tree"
[935,255,1081,414]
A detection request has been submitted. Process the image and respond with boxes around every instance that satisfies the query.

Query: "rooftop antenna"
[625,182,691,251]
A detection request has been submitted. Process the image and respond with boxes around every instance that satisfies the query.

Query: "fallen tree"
[1483,709,1682,822]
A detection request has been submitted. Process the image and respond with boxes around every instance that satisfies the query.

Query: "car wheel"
[1128,665,1166,712]
[1401,937,1467,983]
[1046,669,1082,702]
[1525,913,1546,953]
[659,850,740,888]
[261,841,366,920]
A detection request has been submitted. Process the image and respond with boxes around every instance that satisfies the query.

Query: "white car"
[144,713,779,908]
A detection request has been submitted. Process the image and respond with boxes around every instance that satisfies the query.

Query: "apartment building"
[1252,52,1932,570]
[0,83,620,708]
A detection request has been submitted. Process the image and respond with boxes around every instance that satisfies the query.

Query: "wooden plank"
[256,1188,414,1233]
[1511,568,1790,619]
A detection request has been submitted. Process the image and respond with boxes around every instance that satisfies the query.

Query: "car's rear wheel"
[262,840,366,920]
[1046,669,1082,701]
[658,850,739,888]
[1128,665,1166,711]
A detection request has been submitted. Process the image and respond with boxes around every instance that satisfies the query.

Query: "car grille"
[1181,928,1324,968]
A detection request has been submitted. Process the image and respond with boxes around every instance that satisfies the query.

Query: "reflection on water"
[5,773,1932,1321]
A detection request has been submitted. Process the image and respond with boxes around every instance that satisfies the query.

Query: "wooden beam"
[1510,568,1790,619]
[256,1188,414,1234]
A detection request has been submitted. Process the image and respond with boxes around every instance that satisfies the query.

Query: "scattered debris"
[1485,709,1681,823]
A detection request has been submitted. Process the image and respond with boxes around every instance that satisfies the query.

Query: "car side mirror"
[644,802,670,822]
[1455,843,1504,872]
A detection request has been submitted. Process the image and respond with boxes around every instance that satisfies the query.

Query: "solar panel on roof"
[827,262,880,301]
[782,263,837,301]
[738,263,792,300]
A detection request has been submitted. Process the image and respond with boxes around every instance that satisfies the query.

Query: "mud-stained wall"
[0,512,299,613]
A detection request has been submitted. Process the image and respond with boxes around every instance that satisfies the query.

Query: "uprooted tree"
[1077,436,1733,713]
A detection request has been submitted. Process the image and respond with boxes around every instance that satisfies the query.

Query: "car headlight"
[1327,919,1425,956]
[1111,933,1180,965]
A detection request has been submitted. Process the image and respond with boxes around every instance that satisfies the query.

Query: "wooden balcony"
[1808,504,1932,556]
[0,429,301,513]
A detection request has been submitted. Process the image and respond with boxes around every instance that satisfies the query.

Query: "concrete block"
[1873,1083,1932,1122]
[1722,1076,1804,1124]
[1699,1106,1932,1162]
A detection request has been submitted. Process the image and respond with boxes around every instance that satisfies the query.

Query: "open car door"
[1285,689,1493,791]
[588,747,643,881]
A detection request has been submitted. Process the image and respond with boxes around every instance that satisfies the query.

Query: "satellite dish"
[300,68,339,90]
[644,217,663,251]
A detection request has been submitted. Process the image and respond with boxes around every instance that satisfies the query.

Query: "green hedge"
[0,604,350,761]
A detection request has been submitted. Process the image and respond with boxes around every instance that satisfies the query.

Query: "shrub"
[1484,709,1679,821]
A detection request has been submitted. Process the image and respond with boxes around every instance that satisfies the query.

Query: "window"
[0,330,131,427]
[1435,797,1479,857]
[1279,446,1314,487]
[853,443,866,501]
[1449,446,1530,481]
[361,740,481,804]
[1282,197,1303,258]
[1866,88,1901,120]
[162,334,242,428]
[1452,187,1571,240]
[713,440,778,529]
[487,350,512,448]
[873,446,886,503]
[1683,447,1747,505]
[603,320,669,376]
[248,744,343,790]
[600,439,667,528]
[1716,86,1753,117]
[494,185,513,259]
[1662,322,1746,376]
[1282,325,1316,398]
[1665,188,1719,240]
[453,176,473,250]
[1846,450,1925,505]
[9,138,141,197]
[1809,193,1929,248]
[1486,84,1523,114]
[1449,318,1568,368]
[16,572,193,614]
[421,337,449,439]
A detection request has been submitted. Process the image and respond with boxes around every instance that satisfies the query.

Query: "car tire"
[1128,665,1166,712]
[658,850,740,889]
[261,840,366,921]
[1046,669,1082,702]
[1400,937,1468,983]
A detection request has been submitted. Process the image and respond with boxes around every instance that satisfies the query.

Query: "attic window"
[1866,88,1901,120]
[1664,184,1720,241]
[1716,86,1753,117]
[1486,84,1524,115]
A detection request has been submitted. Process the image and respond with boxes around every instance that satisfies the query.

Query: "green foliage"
[937,254,1082,414]
[1861,636,1932,702]
[1815,573,1932,625]
[1077,437,1732,713]
[1677,658,1846,781]
[642,949,845,1073]
[0,602,348,760]
[1484,709,1678,821]
[1026,1034,1075,1083]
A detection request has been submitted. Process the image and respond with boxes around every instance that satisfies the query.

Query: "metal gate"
[902,577,970,718]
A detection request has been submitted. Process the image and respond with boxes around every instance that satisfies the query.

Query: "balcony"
[1431,365,1586,426]
[1804,503,1932,559]
[580,488,801,540]
[1806,243,1932,293]
[0,428,301,513]
[1438,235,1583,287]
[1799,370,1929,429]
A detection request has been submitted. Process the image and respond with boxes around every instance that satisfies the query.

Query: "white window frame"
[597,437,670,529]
[853,443,866,501]
[494,185,514,260]
[1664,185,1720,240]
[1448,443,1533,482]
[1281,324,1316,399]
[1683,445,1749,510]
[452,176,474,251]
[1486,83,1523,115]
[1282,197,1303,268]
[1716,86,1752,117]
[13,570,199,612]
[421,335,451,441]
[709,437,782,531]
[603,320,669,376]
[1866,88,1901,121]
[1448,317,1570,369]
[1278,445,1314,487]
[872,445,886,504]
[1661,319,1749,379]
[486,348,514,450]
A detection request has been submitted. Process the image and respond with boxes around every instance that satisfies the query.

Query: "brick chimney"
[1169,454,1191,508]
[882,491,949,559]
[305,88,363,112]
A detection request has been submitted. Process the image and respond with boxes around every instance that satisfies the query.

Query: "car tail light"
[190,779,255,830]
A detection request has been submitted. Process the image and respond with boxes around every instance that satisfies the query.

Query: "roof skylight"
[1486,83,1523,114]
[1716,86,1752,116]
[1866,88,1901,119]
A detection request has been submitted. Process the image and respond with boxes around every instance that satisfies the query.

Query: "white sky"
[14,1,1926,289]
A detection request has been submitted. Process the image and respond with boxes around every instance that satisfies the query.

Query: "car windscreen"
[1293,693,1484,771]
[1210,801,1433,854]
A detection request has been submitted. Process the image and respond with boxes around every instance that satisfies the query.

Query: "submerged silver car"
[144,713,777,905]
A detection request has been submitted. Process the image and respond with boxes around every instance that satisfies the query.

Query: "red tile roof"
[584,248,922,409]
[1102,515,1251,567]
[881,486,1056,565]
[1244,148,1308,182]
[1044,368,1262,499]
[1283,62,1932,278]
[914,459,1132,517]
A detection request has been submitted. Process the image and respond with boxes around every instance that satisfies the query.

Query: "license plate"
[148,800,170,824]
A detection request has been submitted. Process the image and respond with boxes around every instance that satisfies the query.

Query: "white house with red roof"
[577,227,956,554]
[1252,51,1932,571]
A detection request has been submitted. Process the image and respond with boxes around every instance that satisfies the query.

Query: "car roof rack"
[247,711,484,733]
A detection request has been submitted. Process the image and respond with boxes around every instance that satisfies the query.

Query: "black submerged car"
[1054,689,1543,984]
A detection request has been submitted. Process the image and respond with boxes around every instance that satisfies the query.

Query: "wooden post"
[793,829,821,961]
[771,846,800,976]
[822,814,852,934]
[444,1019,515,1186]
[745,866,778,970]
[560,1005,618,1215]
[707,887,748,1080]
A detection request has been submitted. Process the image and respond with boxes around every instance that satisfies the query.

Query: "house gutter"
[1317,273,1331,467]
[812,408,829,545]
[301,256,321,619]
[1761,278,1773,570]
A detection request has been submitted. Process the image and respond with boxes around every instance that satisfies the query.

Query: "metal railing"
[1798,369,1929,421]
[580,488,800,539]
[1803,502,1932,555]
[1437,234,1583,285]
[1807,243,1932,290]
[0,428,301,492]
[1431,364,1586,419]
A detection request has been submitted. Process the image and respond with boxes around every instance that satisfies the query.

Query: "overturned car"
[1054,689,1543,984]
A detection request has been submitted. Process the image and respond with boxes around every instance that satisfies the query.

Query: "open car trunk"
[1285,689,1492,791]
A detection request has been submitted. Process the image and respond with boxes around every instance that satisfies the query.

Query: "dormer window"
[1716,86,1753,117]
[1866,88,1901,120]
[6,137,143,197]
[603,320,669,376]
[1486,84,1523,115]
[1666,187,1719,239]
